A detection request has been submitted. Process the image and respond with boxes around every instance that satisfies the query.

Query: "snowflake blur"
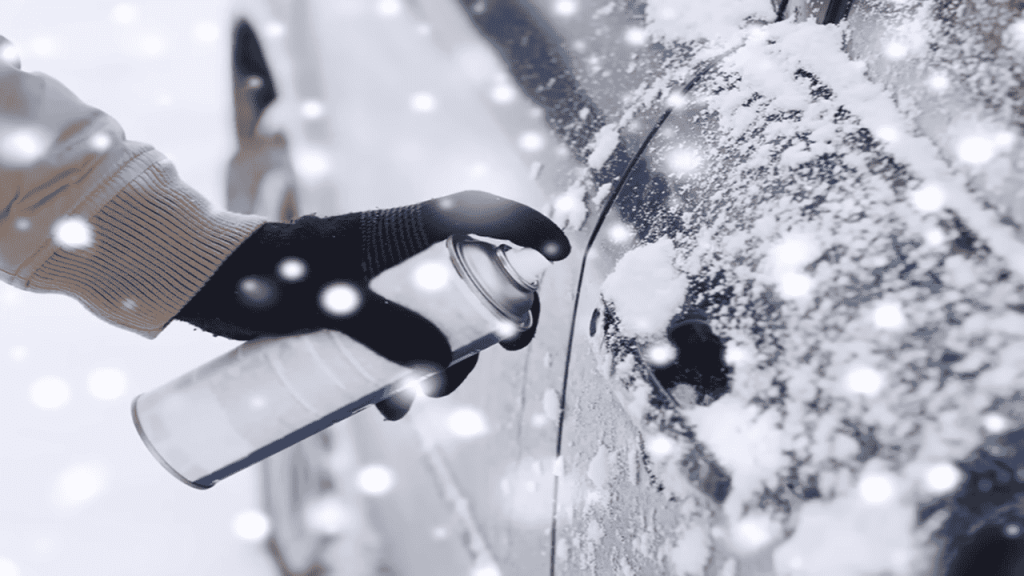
[300,99,325,120]
[409,91,437,113]
[302,495,350,535]
[923,462,963,495]
[643,341,678,368]
[237,275,277,309]
[413,261,450,291]
[52,216,94,250]
[858,472,897,504]
[276,257,308,283]
[982,412,1012,435]
[232,510,271,542]
[88,131,113,153]
[845,367,885,396]
[0,126,52,167]
[447,407,488,438]
[54,463,107,507]
[357,464,395,496]
[517,131,545,152]
[87,368,128,400]
[29,376,70,410]
[319,282,362,317]
[645,434,675,461]
[872,302,906,330]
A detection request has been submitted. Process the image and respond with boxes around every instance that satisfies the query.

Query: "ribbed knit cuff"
[26,158,267,339]
[360,204,432,278]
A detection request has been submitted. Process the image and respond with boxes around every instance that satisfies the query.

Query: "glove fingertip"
[376,389,415,421]
[500,295,540,351]
[538,231,572,262]
[426,353,479,398]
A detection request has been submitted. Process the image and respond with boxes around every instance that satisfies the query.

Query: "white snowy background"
[1,1,278,575]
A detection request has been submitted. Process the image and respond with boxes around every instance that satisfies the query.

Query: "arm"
[0,36,267,339]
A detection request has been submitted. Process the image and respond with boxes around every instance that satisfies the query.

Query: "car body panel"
[225,1,1024,575]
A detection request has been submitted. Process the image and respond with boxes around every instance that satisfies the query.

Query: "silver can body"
[132,235,544,488]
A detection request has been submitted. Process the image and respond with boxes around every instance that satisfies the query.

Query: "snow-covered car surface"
[228,0,1024,574]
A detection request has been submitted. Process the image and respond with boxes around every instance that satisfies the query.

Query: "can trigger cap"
[498,246,551,291]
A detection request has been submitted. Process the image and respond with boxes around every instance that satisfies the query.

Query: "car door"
[227,0,1024,575]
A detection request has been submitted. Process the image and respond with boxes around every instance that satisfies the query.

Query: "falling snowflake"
[471,563,502,576]
[300,99,325,120]
[927,72,950,92]
[237,276,278,309]
[413,261,450,290]
[88,132,113,153]
[0,558,18,576]
[643,341,678,368]
[778,272,814,299]
[409,92,437,113]
[376,0,402,17]
[553,0,578,16]
[957,135,997,165]
[884,42,909,60]
[857,473,897,504]
[357,464,395,496]
[276,257,308,283]
[1,126,53,167]
[30,376,71,410]
[138,35,167,58]
[302,495,350,535]
[624,27,647,46]
[491,83,515,104]
[294,147,331,179]
[517,131,545,152]
[9,346,27,362]
[110,3,138,25]
[645,434,675,461]
[0,42,21,69]
[54,463,107,506]
[845,367,885,396]
[447,407,488,438]
[874,125,900,143]
[232,510,271,541]
[319,282,362,317]
[923,462,963,495]
[911,183,946,212]
[87,368,128,400]
[872,302,906,330]
[264,21,286,38]
[29,36,58,58]
[52,216,94,250]
[666,148,702,174]
[192,21,220,43]
[731,515,777,553]
[606,222,635,243]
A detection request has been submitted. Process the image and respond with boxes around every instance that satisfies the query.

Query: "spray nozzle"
[497,245,551,290]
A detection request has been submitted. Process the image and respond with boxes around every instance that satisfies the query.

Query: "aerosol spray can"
[132,234,551,489]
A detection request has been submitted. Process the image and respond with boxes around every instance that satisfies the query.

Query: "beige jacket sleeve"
[0,45,268,339]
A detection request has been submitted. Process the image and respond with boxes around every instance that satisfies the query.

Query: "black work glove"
[173,190,571,420]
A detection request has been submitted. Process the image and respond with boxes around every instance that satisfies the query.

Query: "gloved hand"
[173,190,571,420]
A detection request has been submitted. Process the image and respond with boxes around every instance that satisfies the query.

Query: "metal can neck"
[495,244,549,291]
[447,235,546,328]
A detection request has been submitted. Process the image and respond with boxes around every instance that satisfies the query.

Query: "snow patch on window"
[601,238,688,338]
[587,124,619,169]
[773,488,923,575]
[645,0,773,51]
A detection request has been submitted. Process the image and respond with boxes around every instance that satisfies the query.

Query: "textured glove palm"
[173,191,571,420]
